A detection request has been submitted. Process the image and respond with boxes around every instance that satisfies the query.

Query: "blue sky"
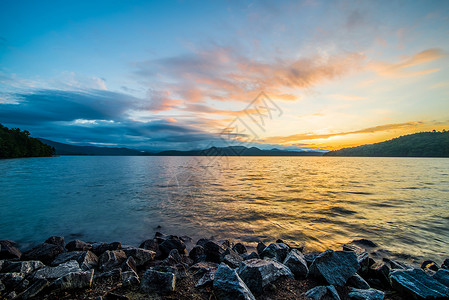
[1,0,449,151]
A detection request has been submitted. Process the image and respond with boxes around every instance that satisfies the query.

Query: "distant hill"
[156,146,324,156]
[324,131,449,157]
[38,138,151,156]
[38,138,323,156]
[0,124,54,158]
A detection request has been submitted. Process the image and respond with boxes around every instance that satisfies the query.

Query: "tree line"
[0,124,55,158]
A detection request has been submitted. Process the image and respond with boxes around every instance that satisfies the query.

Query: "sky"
[1,0,449,151]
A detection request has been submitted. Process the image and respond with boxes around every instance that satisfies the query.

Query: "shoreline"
[1,233,448,299]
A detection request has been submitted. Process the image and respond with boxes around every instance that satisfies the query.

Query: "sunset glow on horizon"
[1,1,448,151]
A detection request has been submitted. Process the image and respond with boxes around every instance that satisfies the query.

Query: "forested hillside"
[0,124,54,158]
[325,131,449,157]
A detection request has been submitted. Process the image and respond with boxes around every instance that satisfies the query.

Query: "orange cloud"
[262,121,425,144]
[369,48,445,78]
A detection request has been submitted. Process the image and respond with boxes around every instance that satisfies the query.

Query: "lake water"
[1,156,448,264]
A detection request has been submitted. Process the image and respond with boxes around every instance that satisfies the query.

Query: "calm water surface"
[0,156,448,263]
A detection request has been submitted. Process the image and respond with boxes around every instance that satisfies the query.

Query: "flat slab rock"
[32,260,81,280]
[309,250,359,286]
[140,268,176,293]
[348,288,385,300]
[213,263,255,300]
[237,258,293,295]
[390,268,449,299]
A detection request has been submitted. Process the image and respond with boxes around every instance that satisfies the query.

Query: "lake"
[1,156,448,264]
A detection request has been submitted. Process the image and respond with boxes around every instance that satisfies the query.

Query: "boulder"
[304,286,327,300]
[433,269,449,287]
[256,242,267,256]
[347,274,370,289]
[94,268,122,281]
[98,250,127,271]
[390,268,449,299]
[139,239,161,258]
[348,288,384,300]
[0,272,26,291]
[232,243,247,255]
[421,260,439,272]
[241,252,259,261]
[442,259,449,270]
[65,240,92,252]
[122,270,140,287]
[237,258,293,295]
[196,270,215,288]
[44,236,65,248]
[343,243,370,273]
[192,262,218,288]
[383,258,412,270]
[140,268,176,293]
[159,236,187,258]
[309,250,359,286]
[283,249,308,279]
[51,251,83,266]
[15,278,48,299]
[327,285,341,300]
[200,240,223,263]
[121,256,137,273]
[91,242,121,256]
[122,247,155,267]
[78,251,98,270]
[0,240,22,260]
[221,248,243,269]
[213,263,255,300]
[189,245,206,263]
[32,260,81,280]
[51,270,94,290]
[304,253,318,267]
[2,261,44,274]
[351,239,377,248]
[260,243,289,262]
[367,261,390,288]
[22,243,64,265]
[221,239,233,249]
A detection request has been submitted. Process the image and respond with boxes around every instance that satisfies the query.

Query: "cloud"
[133,47,365,112]
[262,121,425,144]
[369,48,445,78]
[329,94,367,101]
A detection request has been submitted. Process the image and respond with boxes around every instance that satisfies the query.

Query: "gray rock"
[122,247,155,267]
[237,258,293,295]
[32,260,81,280]
[343,243,370,273]
[232,243,247,255]
[51,251,83,266]
[45,236,65,248]
[309,250,359,286]
[390,268,449,299]
[256,242,267,256]
[221,248,243,269]
[122,270,140,286]
[22,243,64,265]
[348,288,384,300]
[283,249,308,279]
[78,251,98,270]
[91,242,121,256]
[159,236,187,258]
[65,240,92,252]
[51,270,94,290]
[94,268,122,281]
[368,261,390,287]
[189,245,206,263]
[213,263,255,300]
[347,274,370,289]
[163,249,182,266]
[260,243,289,262]
[0,240,22,260]
[304,253,318,267]
[200,240,223,263]
[442,259,449,270]
[121,256,137,273]
[433,269,449,287]
[15,278,48,300]
[195,269,216,287]
[242,251,259,261]
[327,285,341,300]
[304,286,327,300]
[190,261,218,276]
[2,260,44,274]
[0,272,26,291]
[140,268,176,293]
[98,250,127,271]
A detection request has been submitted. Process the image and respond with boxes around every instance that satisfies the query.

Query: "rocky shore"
[1,234,448,300]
